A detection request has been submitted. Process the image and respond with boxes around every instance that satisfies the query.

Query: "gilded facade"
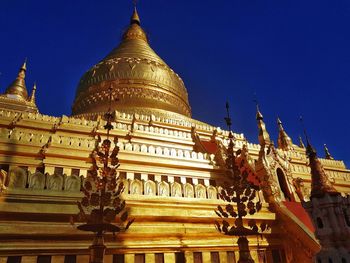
[0,7,349,263]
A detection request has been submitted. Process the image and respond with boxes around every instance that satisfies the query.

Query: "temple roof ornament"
[277,117,294,150]
[324,144,334,160]
[299,135,305,148]
[130,7,140,25]
[0,60,38,113]
[306,139,339,198]
[72,7,191,119]
[5,59,29,100]
[256,105,271,146]
[29,83,37,104]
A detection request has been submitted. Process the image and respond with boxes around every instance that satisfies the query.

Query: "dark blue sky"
[1,1,349,166]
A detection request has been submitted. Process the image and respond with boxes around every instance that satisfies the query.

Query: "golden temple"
[0,7,349,263]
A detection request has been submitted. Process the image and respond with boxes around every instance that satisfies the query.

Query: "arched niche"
[276,168,294,201]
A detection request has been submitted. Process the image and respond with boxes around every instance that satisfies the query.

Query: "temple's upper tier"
[71,8,191,118]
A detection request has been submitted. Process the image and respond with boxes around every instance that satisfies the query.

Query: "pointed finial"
[299,116,311,145]
[29,82,37,104]
[255,102,271,146]
[305,138,339,198]
[130,5,140,25]
[324,144,334,160]
[254,93,263,120]
[5,60,29,100]
[20,58,27,71]
[299,136,305,148]
[224,101,232,131]
[277,117,282,128]
[277,117,293,150]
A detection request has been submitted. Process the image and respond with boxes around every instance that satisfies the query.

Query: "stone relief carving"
[158,181,169,197]
[130,179,142,195]
[144,180,156,196]
[195,184,206,199]
[47,173,64,191]
[0,170,7,192]
[184,183,194,198]
[65,175,81,192]
[171,182,182,197]
[29,172,46,190]
[8,167,27,188]
[207,185,217,199]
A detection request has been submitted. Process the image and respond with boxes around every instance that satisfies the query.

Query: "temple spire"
[122,6,147,42]
[256,105,271,146]
[5,59,29,100]
[277,117,293,150]
[29,82,37,104]
[305,137,339,198]
[130,6,140,25]
[324,144,334,160]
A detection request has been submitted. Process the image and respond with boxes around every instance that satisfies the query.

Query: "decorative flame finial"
[324,144,334,160]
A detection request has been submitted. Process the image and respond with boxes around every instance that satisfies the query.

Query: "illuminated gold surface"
[72,9,191,118]
[0,6,350,263]
[5,60,28,100]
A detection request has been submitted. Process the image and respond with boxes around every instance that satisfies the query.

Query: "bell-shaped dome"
[72,8,191,118]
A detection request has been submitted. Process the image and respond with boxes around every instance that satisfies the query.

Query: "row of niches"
[120,178,219,199]
[0,167,230,200]
[118,141,213,162]
[0,167,81,192]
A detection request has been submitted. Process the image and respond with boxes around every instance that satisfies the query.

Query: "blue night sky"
[0,1,349,166]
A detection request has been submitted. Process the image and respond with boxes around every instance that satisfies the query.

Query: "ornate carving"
[158,181,169,197]
[171,182,182,197]
[47,173,64,191]
[184,183,194,198]
[29,172,46,190]
[65,175,81,192]
[144,180,156,195]
[130,179,142,195]
[8,167,27,188]
[195,184,207,199]
[0,170,7,192]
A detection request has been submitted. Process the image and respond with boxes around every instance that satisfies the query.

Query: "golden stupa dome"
[72,8,191,118]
